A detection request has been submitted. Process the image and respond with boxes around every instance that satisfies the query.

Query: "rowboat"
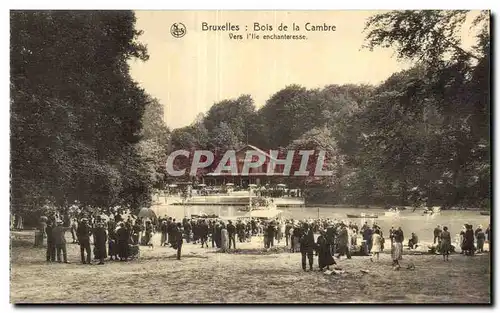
[385,207,400,217]
[480,211,490,216]
[191,213,219,219]
[423,206,441,214]
[346,213,378,219]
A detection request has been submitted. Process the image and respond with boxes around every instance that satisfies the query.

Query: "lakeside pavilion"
[202,144,288,188]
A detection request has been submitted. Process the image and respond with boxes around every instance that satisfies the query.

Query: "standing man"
[175,223,184,260]
[300,224,315,271]
[77,218,92,264]
[433,225,442,244]
[389,226,396,244]
[93,222,108,265]
[116,222,130,261]
[166,217,174,246]
[236,220,245,243]
[200,219,209,248]
[325,224,336,256]
[266,221,276,248]
[52,220,70,263]
[160,221,168,246]
[45,220,56,262]
[251,218,257,236]
[362,225,373,255]
[227,220,236,250]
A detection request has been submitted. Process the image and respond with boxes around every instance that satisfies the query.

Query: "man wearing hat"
[299,224,315,271]
[266,221,277,248]
[45,220,56,262]
[227,220,236,249]
[433,225,442,244]
[236,220,245,243]
[52,220,70,263]
[175,222,184,260]
[77,218,92,264]
[199,219,209,248]
[325,223,336,256]
[160,220,168,246]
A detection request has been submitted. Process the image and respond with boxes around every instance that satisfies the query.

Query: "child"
[370,229,382,261]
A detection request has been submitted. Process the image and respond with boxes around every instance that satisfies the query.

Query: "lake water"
[157,205,490,243]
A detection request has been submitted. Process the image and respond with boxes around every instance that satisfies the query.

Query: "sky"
[128,10,481,129]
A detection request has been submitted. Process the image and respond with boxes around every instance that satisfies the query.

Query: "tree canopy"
[11,10,490,217]
[10,11,164,218]
[165,10,490,208]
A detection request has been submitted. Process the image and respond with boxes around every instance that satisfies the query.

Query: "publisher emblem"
[170,23,187,38]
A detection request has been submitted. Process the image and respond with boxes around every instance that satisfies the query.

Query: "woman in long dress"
[391,227,404,268]
[316,231,336,270]
[93,222,108,265]
[220,225,229,252]
[464,224,475,256]
[336,225,351,259]
[440,226,451,261]
[370,229,382,261]
[459,226,466,253]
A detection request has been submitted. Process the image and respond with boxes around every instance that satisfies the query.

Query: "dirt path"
[10,231,491,303]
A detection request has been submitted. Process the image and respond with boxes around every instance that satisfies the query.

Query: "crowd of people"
[36,209,491,271]
[432,224,490,260]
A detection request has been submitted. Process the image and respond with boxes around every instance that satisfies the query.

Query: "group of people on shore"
[40,210,188,264]
[36,208,491,271]
[432,223,490,261]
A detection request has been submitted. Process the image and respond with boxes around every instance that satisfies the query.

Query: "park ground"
[10,231,491,304]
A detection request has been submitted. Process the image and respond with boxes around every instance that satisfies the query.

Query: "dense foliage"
[10,11,168,218]
[11,10,490,219]
[169,10,490,208]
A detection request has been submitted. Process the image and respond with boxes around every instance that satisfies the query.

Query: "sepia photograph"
[9,9,491,304]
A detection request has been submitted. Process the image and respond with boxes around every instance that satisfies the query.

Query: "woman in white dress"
[370,229,382,261]
[220,225,229,252]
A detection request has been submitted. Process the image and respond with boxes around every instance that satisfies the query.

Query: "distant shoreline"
[304,204,485,211]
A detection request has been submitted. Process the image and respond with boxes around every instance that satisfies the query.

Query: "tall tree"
[204,95,257,143]
[11,11,152,215]
[359,10,490,207]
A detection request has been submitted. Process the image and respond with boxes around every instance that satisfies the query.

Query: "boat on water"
[191,213,219,219]
[346,213,379,219]
[423,206,441,214]
[238,195,277,212]
[239,202,277,212]
[480,211,490,216]
[384,207,401,217]
[238,208,283,220]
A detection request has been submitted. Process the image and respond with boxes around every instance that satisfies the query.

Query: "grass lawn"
[10,231,491,303]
